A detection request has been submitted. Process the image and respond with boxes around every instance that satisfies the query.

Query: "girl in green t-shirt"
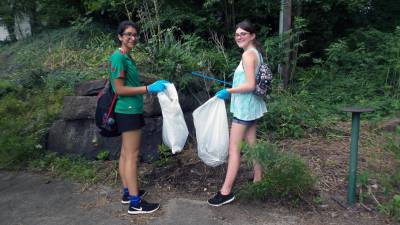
[110,20,169,215]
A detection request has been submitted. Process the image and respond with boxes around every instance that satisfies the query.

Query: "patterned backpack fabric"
[254,55,273,96]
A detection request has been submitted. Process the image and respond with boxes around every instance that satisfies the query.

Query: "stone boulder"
[74,79,105,96]
[47,79,202,162]
[47,117,164,162]
[47,119,121,159]
[62,96,96,120]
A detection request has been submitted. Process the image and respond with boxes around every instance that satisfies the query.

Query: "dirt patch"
[136,121,398,224]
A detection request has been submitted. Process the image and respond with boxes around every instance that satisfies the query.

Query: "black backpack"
[95,79,121,137]
[254,56,273,96]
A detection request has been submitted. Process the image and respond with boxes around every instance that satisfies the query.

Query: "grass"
[29,152,120,187]
[238,141,316,202]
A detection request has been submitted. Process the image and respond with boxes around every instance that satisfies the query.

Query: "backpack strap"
[106,90,118,118]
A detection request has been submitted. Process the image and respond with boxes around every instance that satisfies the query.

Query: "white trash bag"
[157,83,188,154]
[193,96,229,167]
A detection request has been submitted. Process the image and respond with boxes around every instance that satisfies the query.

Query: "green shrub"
[96,150,110,161]
[155,144,173,167]
[238,141,315,201]
[137,28,234,92]
[384,126,400,160]
[0,27,114,169]
[258,92,325,139]
[294,27,400,122]
[388,194,400,222]
[0,89,66,169]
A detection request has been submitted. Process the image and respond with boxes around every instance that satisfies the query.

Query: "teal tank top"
[230,48,267,120]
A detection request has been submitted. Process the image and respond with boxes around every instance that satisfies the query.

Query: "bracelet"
[145,86,148,93]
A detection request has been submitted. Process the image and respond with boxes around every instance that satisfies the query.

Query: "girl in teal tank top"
[230,48,267,120]
[208,20,267,207]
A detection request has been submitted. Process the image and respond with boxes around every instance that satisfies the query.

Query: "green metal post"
[347,112,360,205]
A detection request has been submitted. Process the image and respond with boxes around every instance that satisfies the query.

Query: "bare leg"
[121,129,141,196]
[220,122,247,195]
[245,123,262,182]
[119,146,128,188]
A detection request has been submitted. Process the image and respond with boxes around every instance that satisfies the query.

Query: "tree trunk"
[288,0,302,82]
[279,0,292,89]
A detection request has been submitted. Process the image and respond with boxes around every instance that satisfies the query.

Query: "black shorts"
[115,113,145,133]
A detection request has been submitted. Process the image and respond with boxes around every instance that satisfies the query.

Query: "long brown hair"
[235,20,266,60]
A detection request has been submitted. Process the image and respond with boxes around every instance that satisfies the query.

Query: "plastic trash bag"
[158,83,188,154]
[193,96,229,167]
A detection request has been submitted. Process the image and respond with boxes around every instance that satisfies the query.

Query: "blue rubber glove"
[147,80,169,93]
[215,89,230,100]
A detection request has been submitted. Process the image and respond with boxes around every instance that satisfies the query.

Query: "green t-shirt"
[109,49,144,114]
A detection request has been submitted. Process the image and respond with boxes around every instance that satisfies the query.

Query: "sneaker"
[207,191,235,207]
[121,189,147,204]
[128,200,160,214]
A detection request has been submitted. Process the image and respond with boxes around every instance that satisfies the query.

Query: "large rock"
[72,79,209,115]
[47,119,120,159]
[47,79,205,162]
[47,117,164,162]
[47,112,196,162]
[143,90,209,116]
[143,94,162,117]
[74,79,106,96]
[62,96,97,120]
[183,112,195,142]
[179,92,207,113]
[141,116,163,161]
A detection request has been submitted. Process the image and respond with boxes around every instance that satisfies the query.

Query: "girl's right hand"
[147,80,170,93]
[215,89,230,100]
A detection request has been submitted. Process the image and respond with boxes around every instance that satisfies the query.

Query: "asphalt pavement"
[0,171,300,225]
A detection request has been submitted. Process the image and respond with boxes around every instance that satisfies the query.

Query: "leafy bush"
[0,89,67,169]
[0,26,116,169]
[388,195,400,222]
[384,126,400,160]
[294,27,400,122]
[137,28,235,92]
[155,144,173,167]
[96,150,110,161]
[258,92,325,139]
[238,141,315,201]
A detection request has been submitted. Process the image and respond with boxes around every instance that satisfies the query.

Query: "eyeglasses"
[122,32,138,38]
[234,32,250,39]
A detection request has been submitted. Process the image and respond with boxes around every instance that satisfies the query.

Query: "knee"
[125,148,140,160]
